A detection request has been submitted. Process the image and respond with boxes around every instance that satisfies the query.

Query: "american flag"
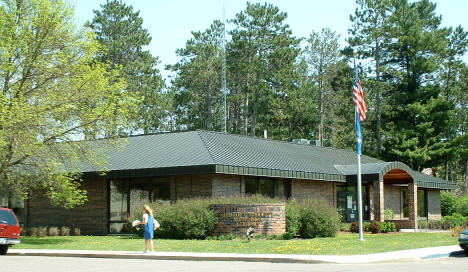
[353,67,367,121]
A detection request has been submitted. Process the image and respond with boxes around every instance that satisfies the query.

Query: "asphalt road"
[1,255,467,272]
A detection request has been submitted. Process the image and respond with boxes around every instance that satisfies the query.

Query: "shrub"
[451,226,464,237]
[443,213,468,228]
[340,222,351,232]
[48,227,59,236]
[350,222,359,233]
[36,226,47,237]
[380,222,397,233]
[281,232,293,240]
[72,227,81,236]
[285,199,301,236]
[298,199,340,238]
[363,221,371,232]
[441,191,457,216]
[455,195,468,216]
[128,198,217,239]
[368,221,381,234]
[28,227,38,236]
[60,226,70,236]
[384,209,395,220]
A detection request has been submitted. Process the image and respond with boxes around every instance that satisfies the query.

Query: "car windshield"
[0,210,17,225]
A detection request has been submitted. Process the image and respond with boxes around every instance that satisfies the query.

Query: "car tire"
[465,248,468,256]
[0,245,8,255]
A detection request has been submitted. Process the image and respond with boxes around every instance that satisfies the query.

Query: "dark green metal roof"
[334,162,456,190]
[81,130,455,189]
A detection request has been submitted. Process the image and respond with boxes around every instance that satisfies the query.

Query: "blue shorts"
[143,229,154,240]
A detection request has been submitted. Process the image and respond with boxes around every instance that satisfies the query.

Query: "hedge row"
[127,196,341,239]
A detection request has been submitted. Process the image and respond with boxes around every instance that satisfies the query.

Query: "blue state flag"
[355,110,362,155]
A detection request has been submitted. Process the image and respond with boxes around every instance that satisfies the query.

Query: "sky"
[71,0,468,81]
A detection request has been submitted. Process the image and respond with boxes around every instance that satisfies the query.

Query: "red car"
[0,207,21,255]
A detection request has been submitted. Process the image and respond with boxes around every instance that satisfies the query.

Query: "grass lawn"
[14,232,458,255]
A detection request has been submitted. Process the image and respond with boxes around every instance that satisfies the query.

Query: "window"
[151,177,170,201]
[402,187,409,218]
[418,189,427,218]
[244,177,289,198]
[336,185,369,222]
[109,177,171,233]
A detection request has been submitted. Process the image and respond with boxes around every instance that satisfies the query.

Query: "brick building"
[25,130,455,234]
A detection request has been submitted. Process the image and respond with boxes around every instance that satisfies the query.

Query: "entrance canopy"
[334,162,455,189]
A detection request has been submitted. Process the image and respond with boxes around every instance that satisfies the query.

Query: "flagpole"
[354,50,364,241]
[356,130,364,241]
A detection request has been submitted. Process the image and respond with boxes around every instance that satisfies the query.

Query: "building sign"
[210,204,285,236]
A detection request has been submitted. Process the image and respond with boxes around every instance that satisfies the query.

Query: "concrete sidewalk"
[8,245,463,264]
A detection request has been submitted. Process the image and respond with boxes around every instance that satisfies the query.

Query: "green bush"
[363,221,371,232]
[281,232,293,240]
[340,222,351,232]
[128,198,217,239]
[48,227,59,236]
[60,226,70,236]
[349,222,359,233]
[298,199,340,238]
[285,199,301,236]
[154,199,217,239]
[368,221,381,233]
[384,209,395,220]
[380,222,397,233]
[443,213,468,228]
[440,191,457,216]
[455,195,468,216]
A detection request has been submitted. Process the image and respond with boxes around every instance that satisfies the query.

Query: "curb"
[8,245,462,264]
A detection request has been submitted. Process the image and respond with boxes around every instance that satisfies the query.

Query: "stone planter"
[210,203,286,236]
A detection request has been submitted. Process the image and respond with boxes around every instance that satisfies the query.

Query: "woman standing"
[140,204,154,254]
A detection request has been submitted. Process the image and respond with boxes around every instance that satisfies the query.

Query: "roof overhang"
[82,164,347,182]
[334,162,456,190]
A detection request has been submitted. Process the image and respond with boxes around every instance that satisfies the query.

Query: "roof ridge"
[196,129,366,155]
[196,131,216,164]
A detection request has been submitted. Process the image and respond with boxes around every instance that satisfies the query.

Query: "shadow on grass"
[20,237,74,245]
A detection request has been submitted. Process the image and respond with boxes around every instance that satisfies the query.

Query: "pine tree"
[89,0,166,134]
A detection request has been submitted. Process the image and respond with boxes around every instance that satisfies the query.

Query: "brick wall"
[384,185,403,219]
[291,179,335,206]
[212,174,242,198]
[173,174,212,199]
[210,204,285,236]
[28,178,108,235]
[373,180,384,222]
[427,189,441,220]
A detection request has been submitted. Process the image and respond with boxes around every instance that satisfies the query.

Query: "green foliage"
[90,0,167,134]
[384,209,395,220]
[128,199,217,240]
[380,222,397,233]
[285,199,301,237]
[169,20,224,131]
[297,199,341,238]
[441,191,457,216]
[350,222,359,233]
[363,221,371,232]
[368,221,381,234]
[340,222,351,232]
[455,195,468,216]
[227,2,301,137]
[155,199,217,239]
[0,0,139,207]
[442,213,468,227]
[281,232,293,240]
